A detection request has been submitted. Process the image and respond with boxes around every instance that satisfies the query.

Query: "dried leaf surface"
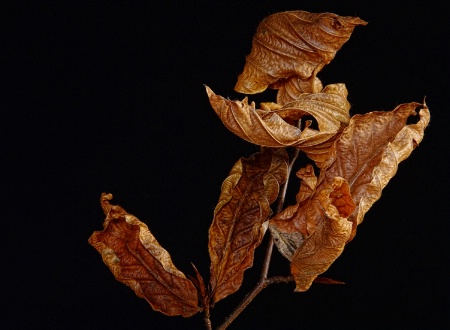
[206,84,350,164]
[269,164,317,260]
[290,177,354,292]
[322,102,431,240]
[234,11,367,95]
[208,148,288,303]
[273,75,324,106]
[270,170,355,265]
[270,103,429,290]
[88,193,200,317]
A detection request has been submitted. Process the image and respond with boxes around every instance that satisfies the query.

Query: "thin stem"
[259,237,274,281]
[278,147,300,214]
[215,147,300,330]
[215,276,293,330]
[203,304,212,330]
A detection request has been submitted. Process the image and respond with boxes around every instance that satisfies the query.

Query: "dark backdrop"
[3,1,449,329]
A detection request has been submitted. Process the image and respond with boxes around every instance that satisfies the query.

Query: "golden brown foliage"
[208,148,288,303]
[206,83,350,166]
[323,103,430,240]
[89,9,430,327]
[270,103,430,290]
[88,194,200,317]
[235,11,367,96]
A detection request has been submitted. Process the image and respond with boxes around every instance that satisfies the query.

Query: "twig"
[215,275,294,330]
[203,304,212,330]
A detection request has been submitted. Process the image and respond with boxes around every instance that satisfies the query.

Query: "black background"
[3,1,449,329]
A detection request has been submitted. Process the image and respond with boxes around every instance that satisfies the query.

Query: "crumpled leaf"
[290,177,354,292]
[268,164,317,260]
[272,75,324,106]
[322,102,431,241]
[270,168,355,263]
[208,148,288,303]
[234,10,367,95]
[88,193,200,317]
[270,102,430,291]
[206,84,350,164]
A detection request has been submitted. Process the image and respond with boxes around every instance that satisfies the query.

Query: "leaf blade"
[271,176,355,292]
[88,193,200,317]
[208,148,288,303]
[234,11,367,95]
[291,180,354,292]
[270,102,430,291]
[206,83,350,163]
[323,103,431,240]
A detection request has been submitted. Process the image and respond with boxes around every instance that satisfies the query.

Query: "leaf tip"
[100,192,113,215]
[204,85,214,98]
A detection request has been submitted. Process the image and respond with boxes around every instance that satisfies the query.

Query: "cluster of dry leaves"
[89,10,429,321]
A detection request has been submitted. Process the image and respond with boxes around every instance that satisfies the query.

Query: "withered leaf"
[271,176,355,292]
[88,193,200,317]
[322,102,431,241]
[234,11,367,95]
[273,75,324,106]
[269,164,317,260]
[270,172,355,263]
[208,148,288,303]
[290,178,354,292]
[206,84,350,164]
[270,102,430,291]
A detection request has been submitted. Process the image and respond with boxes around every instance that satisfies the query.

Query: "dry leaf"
[270,102,429,291]
[269,164,317,260]
[273,75,324,106]
[208,148,288,303]
[270,169,355,263]
[322,102,430,241]
[206,84,350,164]
[290,178,354,292]
[88,193,200,317]
[234,11,367,95]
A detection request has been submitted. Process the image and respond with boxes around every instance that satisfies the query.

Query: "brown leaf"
[234,11,367,95]
[290,177,354,292]
[274,75,324,106]
[208,148,288,303]
[270,102,429,291]
[322,102,431,241]
[88,193,200,317]
[188,263,208,309]
[269,164,317,260]
[270,173,355,265]
[206,84,350,163]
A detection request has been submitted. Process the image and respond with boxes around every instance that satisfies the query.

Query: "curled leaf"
[322,102,431,241]
[270,173,355,265]
[234,11,367,95]
[88,193,200,317]
[270,102,429,291]
[206,84,350,163]
[273,75,324,106]
[290,178,354,292]
[269,164,317,260]
[208,148,288,303]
